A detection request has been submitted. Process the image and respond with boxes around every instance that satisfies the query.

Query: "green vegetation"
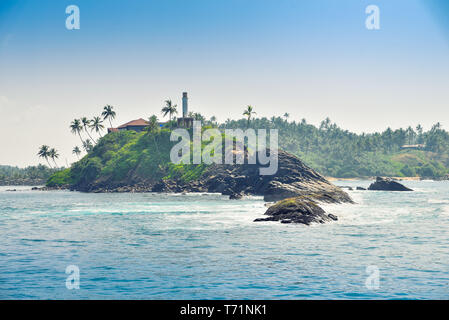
[46,168,72,187]
[0,165,58,185]
[222,116,449,178]
[44,103,449,188]
[54,127,211,188]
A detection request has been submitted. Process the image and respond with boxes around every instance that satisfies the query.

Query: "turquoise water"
[0,181,448,299]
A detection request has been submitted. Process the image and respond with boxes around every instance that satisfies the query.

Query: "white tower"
[182,92,188,118]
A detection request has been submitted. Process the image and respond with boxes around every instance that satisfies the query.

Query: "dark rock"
[229,192,244,200]
[254,197,337,225]
[368,177,413,191]
[152,179,176,192]
[263,181,302,201]
[356,187,366,190]
[69,149,353,206]
[327,213,338,221]
[6,189,17,192]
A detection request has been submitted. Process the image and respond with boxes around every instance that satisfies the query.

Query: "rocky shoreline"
[34,162,422,226]
[38,150,354,225]
[64,150,353,203]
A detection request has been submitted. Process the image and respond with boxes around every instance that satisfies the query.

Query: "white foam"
[428,199,449,204]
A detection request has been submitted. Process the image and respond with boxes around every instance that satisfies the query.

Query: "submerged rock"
[254,197,338,225]
[368,177,413,191]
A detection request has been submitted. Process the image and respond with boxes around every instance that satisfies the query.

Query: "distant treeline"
[220,117,449,178]
[0,165,60,185]
[7,114,449,183]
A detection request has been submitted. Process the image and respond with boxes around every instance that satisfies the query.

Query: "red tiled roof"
[117,118,149,128]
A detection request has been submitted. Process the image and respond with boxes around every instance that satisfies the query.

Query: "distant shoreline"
[0,180,46,186]
[325,176,433,182]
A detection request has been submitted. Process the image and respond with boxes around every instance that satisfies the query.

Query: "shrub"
[46,168,72,187]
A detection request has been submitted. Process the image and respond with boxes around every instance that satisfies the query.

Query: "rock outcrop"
[193,150,353,204]
[59,149,353,206]
[368,177,413,191]
[254,197,338,225]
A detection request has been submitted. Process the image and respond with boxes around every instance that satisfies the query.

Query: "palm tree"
[431,122,442,132]
[48,148,59,167]
[72,146,81,159]
[70,119,84,144]
[90,116,104,138]
[416,124,424,144]
[416,124,423,135]
[146,115,160,153]
[283,113,290,121]
[102,105,116,129]
[243,105,256,127]
[406,126,416,145]
[82,139,93,153]
[161,100,178,124]
[37,145,52,168]
[192,112,205,122]
[81,117,95,142]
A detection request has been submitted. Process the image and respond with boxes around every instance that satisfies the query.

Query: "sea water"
[0,181,448,299]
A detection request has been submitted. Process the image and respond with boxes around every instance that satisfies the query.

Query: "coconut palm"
[145,115,160,153]
[81,117,95,142]
[161,100,178,124]
[192,112,205,122]
[90,116,104,139]
[243,105,256,127]
[283,113,290,121]
[72,146,81,159]
[37,145,52,168]
[70,119,84,144]
[48,148,59,167]
[82,139,94,153]
[431,122,442,132]
[102,105,116,129]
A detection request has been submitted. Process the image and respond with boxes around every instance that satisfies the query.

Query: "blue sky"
[0,0,449,166]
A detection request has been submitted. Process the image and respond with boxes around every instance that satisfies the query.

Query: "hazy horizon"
[1,0,449,167]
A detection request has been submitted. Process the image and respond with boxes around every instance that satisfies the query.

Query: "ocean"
[0,180,448,299]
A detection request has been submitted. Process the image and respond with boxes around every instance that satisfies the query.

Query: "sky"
[0,0,449,166]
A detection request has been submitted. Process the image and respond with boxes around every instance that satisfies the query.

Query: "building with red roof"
[108,118,168,133]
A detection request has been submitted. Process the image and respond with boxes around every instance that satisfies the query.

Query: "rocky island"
[368,177,413,191]
[45,129,352,225]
